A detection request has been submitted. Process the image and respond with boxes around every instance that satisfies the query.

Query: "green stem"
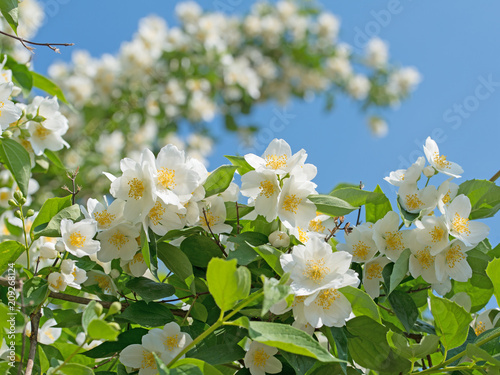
[167,290,264,367]
[412,329,500,374]
[51,341,86,373]
[19,208,30,268]
[425,177,431,187]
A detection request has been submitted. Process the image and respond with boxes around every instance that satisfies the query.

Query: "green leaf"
[466,343,500,366]
[31,196,72,236]
[54,363,95,375]
[0,0,19,34]
[430,294,472,351]
[0,138,31,196]
[31,71,69,104]
[365,185,393,223]
[397,199,419,227]
[187,343,246,366]
[329,187,388,207]
[206,258,250,312]
[44,150,66,170]
[388,290,418,333]
[203,165,237,198]
[227,232,269,265]
[87,319,120,341]
[180,235,223,267]
[248,321,339,363]
[225,202,254,221]
[261,277,290,316]
[281,351,317,375]
[23,277,49,312]
[157,242,193,281]
[253,244,284,276]
[171,358,223,375]
[326,327,349,375]
[146,228,159,279]
[33,204,84,239]
[10,62,33,96]
[82,300,99,334]
[0,240,24,274]
[339,285,380,323]
[386,331,414,359]
[458,179,500,219]
[125,277,175,303]
[346,316,411,373]
[82,328,148,358]
[154,352,170,375]
[308,194,358,217]
[120,301,175,327]
[486,258,500,307]
[389,248,411,294]
[225,155,254,176]
[411,334,440,359]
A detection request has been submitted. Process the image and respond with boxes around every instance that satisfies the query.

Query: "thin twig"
[158,291,210,304]
[62,167,81,205]
[236,202,241,234]
[93,353,118,369]
[25,311,41,375]
[490,170,500,182]
[378,285,431,298]
[202,208,227,256]
[356,181,363,226]
[0,29,74,53]
[377,303,394,314]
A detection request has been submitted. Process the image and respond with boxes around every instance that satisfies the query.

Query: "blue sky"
[29,1,499,307]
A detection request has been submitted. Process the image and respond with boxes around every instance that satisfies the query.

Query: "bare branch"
[0,30,73,53]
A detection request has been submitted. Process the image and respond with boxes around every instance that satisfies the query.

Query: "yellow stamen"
[265,154,287,170]
[109,230,129,250]
[253,348,270,368]
[94,210,116,228]
[452,213,470,235]
[164,334,179,351]
[69,231,86,248]
[366,263,383,280]
[315,288,340,309]
[259,180,275,198]
[308,219,325,233]
[445,244,465,268]
[405,193,424,211]
[149,201,166,225]
[128,178,145,200]
[158,168,176,189]
[141,351,156,369]
[384,231,404,251]
[282,194,301,214]
[303,258,330,284]
[430,226,445,243]
[433,152,451,169]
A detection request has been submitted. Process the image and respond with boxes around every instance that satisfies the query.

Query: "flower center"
[253,348,270,368]
[308,219,325,233]
[430,225,445,243]
[128,178,145,200]
[201,210,219,227]
[131,252,144,265]
[165,334,179,351]
[0,191,9,201]
[475,321,486,336]
[69,231,86,248]
[158,168,176,189]
[265,153,287,170]
[94,210,116,228]
[297,227,308,243]
[34,124,50,140]
[141,351,156,369]
[445,244,465,268]
[50,276,64,290]
[416,247,434,269]
[452,213,470,235]
[259,180,275,198]
[384,231,404,251]
[95,275,111,293]
[405,193,424,211]
[442,190,452,204]
[304,258,330,284]
[109,230,129,250]
[352,241,370,259]
[315,288,340,309]
[366,263,383,280]
[282,194,301,214]
[433,152,451,169]
[149,201,166,225]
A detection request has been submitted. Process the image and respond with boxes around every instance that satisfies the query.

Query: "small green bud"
[32,115,46,123]
[108,301,122,316]
[26,209,35,217]
[2,130,12,138]
[19,197,27,206]
[13,191,23,202]
[26,113,33,120]
[108,322,121,331]
[7,199,17,208]
[14,210,22,219]
[94,302,103,316]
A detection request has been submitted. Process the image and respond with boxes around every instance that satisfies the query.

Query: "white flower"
[408,243,439,284]
[277,177,317,228]
[281,236,357,296]
[307,214,335,236]
[122,252,148,277]
[435,240,473,282]
[245,139,306,176]
[337,223,378,263]
[0,82,22,130]
[84,270,118,295]
[368,117,388,138]
[384,157,425,187]
[39,241,58,259]
[176,1,202,24]
[141,322,193,365]
[398,184,438,215]
[365,38,388,68]
[372,211,413,262]
[362,256,391,299]
[60,219,100,258]
[119,344,160,375]
[244,341,282,375]
[347,75,370,100]
[423,137,463,178]
[26,96,69,155]
[387,67,421,95]
[26,318,61,345]
[108,150,156,220]
[60,259,87,289]
[444,195,489,247]
[198,196,232,234]
[83,197,125,231]
[269,230,290,248]
[96,223,141,262]
[48,272,69,292]
[437,178,459,214]
[143,198,185,236]
[293,287,356,328]
[414,216,449,255]
[241,169,280,222]
[473,309,500,336]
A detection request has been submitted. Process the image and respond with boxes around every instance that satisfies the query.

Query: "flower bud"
[26,113,33,120]
[108,302,122,316]
[2,130,12,138]
[14,210,22,219]
[60,259,75,275]
[13,191,23,202]
[94,302,103,316]
[8,199,17,208]
[269,230,290,248]
[26,209,35,217]
[423,165,436,178]
[39,242,58,259]
[55,239,66,253]
[108,322,121,331]
[32,115,46,123]
[109,269,120,279]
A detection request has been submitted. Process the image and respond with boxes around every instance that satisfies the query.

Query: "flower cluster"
[41,0,420,198]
